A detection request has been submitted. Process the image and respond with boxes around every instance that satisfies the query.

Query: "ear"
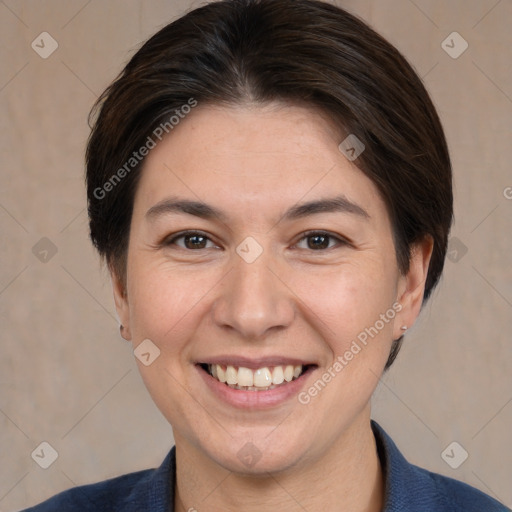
[393,236,434,340]
[110,266,132,341]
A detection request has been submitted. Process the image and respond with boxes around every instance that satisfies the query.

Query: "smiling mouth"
[198,363,315,391]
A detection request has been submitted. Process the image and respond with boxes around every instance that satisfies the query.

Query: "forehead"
[182,102,341,164]
[132,103,387,223]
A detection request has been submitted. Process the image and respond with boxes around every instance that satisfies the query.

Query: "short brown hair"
[86,0,453,368]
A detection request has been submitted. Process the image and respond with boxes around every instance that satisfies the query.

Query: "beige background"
[1,0,511,510]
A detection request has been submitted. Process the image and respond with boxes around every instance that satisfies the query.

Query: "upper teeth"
[209,364,303,387]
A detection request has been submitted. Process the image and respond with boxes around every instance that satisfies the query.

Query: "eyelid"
[162,230,220,249]
[294,230,351,249]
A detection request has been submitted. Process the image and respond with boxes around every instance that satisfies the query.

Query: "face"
[113,102,431,474]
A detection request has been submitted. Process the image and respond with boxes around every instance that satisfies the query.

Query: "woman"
[22,0,508,510]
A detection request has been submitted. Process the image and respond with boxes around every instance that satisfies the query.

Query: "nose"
[211,248,295,340]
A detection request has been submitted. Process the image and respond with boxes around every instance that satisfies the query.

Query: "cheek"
[125,261,213,420]
[294,260,398,356]
[126,260,211,348]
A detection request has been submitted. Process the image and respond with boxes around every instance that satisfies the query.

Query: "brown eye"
[166,231,217,250]
[295,231,346,251]
[183,234,208,249]
[307,234,330,250]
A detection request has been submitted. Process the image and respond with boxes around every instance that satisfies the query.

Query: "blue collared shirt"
[21,421,509,511]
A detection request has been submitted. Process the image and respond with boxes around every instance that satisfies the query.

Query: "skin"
[112,102,433,512]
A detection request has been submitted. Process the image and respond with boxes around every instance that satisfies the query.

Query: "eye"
[295,231,347,251]
[165,231,218,250]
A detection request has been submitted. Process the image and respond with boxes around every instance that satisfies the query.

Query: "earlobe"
[394,236,434,339]
[119,324,131,341]
[110,268,132,341]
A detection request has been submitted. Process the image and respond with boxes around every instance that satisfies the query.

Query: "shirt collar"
[371,419,444,511]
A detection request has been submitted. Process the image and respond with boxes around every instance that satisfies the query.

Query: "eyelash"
[163,230,349,251]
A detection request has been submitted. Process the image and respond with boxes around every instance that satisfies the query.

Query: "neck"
[174,411,383,512]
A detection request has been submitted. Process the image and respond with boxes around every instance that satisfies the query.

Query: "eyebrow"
[146,197,229,222]
[282,195,369,221]
[145,195,369,222]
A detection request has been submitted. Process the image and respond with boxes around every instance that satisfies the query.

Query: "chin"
[201,429,310,476]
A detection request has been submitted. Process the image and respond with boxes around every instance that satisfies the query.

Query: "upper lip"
[197,356,316,370]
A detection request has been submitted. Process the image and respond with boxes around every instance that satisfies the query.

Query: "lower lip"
[196,365,316,409]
